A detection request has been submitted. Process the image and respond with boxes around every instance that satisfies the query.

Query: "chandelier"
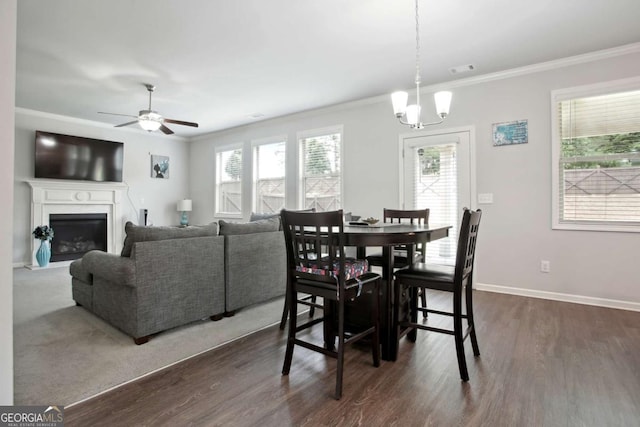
[391,0,452,129]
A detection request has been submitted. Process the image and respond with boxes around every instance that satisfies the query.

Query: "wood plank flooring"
[64,291,640,426]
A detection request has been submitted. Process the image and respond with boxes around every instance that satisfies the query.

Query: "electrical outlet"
[540,260,550,273]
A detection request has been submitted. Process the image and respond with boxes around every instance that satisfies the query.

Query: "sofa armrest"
[81,250,137,287]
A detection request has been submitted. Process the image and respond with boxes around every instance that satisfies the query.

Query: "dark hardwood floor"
[65,290,640,426]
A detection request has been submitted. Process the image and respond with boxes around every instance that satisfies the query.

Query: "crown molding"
[15,107,188,141]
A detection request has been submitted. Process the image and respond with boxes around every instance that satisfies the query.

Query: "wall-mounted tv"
[35,131,124,182]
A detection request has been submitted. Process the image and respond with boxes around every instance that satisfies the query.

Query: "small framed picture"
[151,155,170,179]
[493,119,528,146]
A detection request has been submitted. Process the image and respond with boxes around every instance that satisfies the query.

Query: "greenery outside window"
[253,138,286,214]
[216,146,243,216]
[551,78,640,232]
[299,127,342,212]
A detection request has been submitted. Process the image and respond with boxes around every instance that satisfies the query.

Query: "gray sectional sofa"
[69,217,286,344]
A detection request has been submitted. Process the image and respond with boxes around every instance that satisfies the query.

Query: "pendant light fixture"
[391,0,452,129]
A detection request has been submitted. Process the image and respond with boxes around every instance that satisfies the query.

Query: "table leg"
[381,245,397,361]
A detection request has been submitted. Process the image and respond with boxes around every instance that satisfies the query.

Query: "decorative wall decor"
[492,119,528,146]
[151,155,170,179]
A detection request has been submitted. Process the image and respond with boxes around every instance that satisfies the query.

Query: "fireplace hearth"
[49,213,108,261]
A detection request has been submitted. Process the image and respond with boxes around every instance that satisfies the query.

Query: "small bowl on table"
[362,217,379,225]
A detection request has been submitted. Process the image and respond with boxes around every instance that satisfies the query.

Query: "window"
[403,131,472,266]
[552,78,640,232]
[299,128,342,211]
[253,139,286,214]
[215,146,243,215]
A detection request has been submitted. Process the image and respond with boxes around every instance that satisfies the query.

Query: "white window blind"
[216,147,243,215]
[253,140,286,214]
[556,88,640,230]
[412,143,458,264]
[299,131,342,212]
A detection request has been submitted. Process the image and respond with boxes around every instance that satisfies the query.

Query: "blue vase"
[36,240,51,267]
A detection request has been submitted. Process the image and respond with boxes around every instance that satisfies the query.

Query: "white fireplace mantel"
[27,179,127,267]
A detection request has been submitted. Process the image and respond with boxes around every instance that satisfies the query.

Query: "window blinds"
[558,89,640,225]
[412,143,458,265]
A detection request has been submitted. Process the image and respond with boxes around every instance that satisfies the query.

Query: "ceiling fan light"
[139,119,162,131]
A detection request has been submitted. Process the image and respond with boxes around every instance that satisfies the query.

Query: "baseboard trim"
[475,283,640,312]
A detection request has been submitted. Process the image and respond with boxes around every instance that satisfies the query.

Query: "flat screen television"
[34,131,124,182]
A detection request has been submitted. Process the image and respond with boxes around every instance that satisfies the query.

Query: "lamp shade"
[405,104,421,126]
[434,91,452,118]
[177,199,192,212]
[391,91,409,117]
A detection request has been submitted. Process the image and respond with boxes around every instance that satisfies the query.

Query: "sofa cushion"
[121,221,219,257]
[218,218,280,236]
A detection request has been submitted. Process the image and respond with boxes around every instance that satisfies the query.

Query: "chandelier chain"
[414,0,421,85]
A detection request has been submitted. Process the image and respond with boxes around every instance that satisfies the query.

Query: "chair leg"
[282,290,297,375]
[279,289,290,330]
[407,286,418,342]
[420,288,428,318]
[309,295,316,317]
[371,282,381,367]
[335,300,345,400]
[466,284,480,356]
[453,291,469,382]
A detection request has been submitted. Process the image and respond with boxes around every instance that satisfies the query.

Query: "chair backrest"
[383,208,430,225]
[281,209,346,286]
[454,208,482,288]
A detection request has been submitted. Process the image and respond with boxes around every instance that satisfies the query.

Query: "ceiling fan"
[99,84,199,135]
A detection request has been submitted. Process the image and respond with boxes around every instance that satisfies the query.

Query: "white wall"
[13,110,192,265]
[191,48,640,308]
[1,0,16,405]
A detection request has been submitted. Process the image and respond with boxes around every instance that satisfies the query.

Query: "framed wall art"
[492,119,528,146]
[151,155,170,179]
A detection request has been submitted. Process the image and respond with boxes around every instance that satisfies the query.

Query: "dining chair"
[393,208,482,381]
[279,208,320,330]
[366,208,430,316]
[280,209,381,399]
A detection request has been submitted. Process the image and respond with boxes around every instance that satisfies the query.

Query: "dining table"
[341,222,452,361]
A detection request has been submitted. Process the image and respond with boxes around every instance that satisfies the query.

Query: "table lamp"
[177,199,192,226]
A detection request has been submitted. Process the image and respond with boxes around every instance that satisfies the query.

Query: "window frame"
[551,76,640,232]
[251,136,287,214]
[297,125,344,212]
[214,143,244,218]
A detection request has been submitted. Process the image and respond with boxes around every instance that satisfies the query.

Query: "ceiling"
[15,0,640,138]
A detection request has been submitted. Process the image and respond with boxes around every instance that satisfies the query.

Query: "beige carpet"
[13,265,289,406]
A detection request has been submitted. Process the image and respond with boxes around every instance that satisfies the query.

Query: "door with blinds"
[402,130,472,266]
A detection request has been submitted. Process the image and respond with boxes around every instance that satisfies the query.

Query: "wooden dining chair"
[280,209,381,399]
[393,208,482,381]
[279,208,320,330]
[366,208,430,316]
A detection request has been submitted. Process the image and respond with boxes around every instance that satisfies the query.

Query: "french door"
[401,128,474,265]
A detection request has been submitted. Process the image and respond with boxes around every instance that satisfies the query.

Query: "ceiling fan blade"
[115,120,139,128]
[159,124,174,135]
[98,111,138,119]
[163,118,199,128]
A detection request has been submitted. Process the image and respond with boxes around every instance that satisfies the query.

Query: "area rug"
[13,266,289,406]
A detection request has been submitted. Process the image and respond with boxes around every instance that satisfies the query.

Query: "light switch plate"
[478,193,493,204]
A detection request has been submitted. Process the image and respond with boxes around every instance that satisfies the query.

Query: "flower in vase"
[32,225,54,241]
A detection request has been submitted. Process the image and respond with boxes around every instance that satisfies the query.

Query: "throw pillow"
[121,221,219,257]
[218,217,280,236]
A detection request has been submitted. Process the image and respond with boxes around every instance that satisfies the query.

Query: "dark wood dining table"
[342,223,452,360]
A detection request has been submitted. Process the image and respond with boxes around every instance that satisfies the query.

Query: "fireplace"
[27,179,126,268]
[49,213,108,261]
